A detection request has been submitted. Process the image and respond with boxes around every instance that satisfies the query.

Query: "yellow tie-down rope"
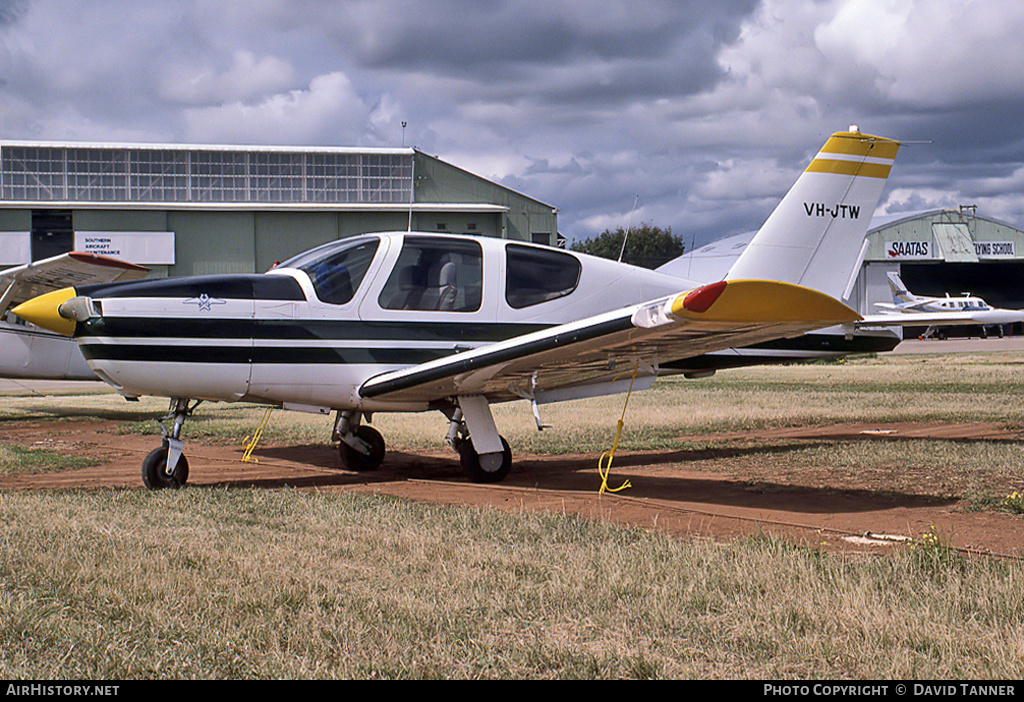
[242,407,274,463]
[597,361,639,495]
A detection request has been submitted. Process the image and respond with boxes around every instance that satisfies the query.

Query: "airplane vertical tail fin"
[886,270,916,304]
[725,127,900,301]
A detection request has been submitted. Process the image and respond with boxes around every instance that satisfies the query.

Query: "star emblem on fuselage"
[183,293,226,311]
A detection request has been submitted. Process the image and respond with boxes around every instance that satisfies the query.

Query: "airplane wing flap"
[360,280,860,405]
[1,252,149,315]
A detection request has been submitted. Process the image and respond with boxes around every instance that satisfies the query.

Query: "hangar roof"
[864,207,1024,263]
[658,207,1024,280]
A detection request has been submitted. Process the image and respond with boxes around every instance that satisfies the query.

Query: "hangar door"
[901,261,1024,310]
[31,210,73,261]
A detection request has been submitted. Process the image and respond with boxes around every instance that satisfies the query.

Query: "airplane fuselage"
[881,271,1024,329]
[9,127,906,488]
[70,233,693,412]
[0,319,96,380]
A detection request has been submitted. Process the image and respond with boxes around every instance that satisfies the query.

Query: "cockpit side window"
[505,244,581,308]
[293,237,380,305]
[379,237,483,312]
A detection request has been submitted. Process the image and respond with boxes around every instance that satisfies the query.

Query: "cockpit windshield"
[280,235,380,305]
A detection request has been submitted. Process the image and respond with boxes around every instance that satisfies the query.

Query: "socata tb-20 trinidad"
[14,127,907,489]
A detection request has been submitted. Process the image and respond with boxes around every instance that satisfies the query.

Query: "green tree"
[570,223,685,269]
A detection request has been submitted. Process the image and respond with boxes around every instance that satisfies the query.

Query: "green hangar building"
[854,206,1024,313]
[0,141,559,277]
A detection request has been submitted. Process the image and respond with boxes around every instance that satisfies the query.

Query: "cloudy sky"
[2,0,1024,247]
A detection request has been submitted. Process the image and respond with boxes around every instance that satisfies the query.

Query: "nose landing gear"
[141,398,200,489]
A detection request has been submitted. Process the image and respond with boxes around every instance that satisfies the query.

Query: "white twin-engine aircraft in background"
[876,270,1024,338]
[15,127,922,489]
[0,252,148,380]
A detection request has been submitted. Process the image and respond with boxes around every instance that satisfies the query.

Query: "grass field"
[2,350,1024,678]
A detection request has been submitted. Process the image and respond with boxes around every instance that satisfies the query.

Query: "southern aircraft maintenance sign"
[74,231,175,265]
[885,240,931,259]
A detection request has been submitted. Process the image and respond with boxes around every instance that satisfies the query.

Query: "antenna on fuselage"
[618,195,639,263]
[405,121,414,232]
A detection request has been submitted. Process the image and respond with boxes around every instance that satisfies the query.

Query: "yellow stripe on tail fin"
[726,126,901,302]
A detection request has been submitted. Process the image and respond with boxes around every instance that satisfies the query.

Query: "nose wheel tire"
[456,435,512,483]
[141,445,190,489]
[339,425,386,472]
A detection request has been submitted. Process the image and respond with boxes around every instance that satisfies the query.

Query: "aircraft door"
[370,237,485,315]
[358,235,494,364]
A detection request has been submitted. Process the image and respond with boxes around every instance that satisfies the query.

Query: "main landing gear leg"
[142,398,199,489]
[334,410,385,472]
[447,395,512,483]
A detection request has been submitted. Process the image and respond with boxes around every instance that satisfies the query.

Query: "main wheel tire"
[141,446,190,489]
[457,435,512,483]
[339,425,386,472]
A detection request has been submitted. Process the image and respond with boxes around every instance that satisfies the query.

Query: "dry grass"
[2,349,1024,678]
[2,489,1023,679]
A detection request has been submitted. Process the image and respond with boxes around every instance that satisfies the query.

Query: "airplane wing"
[874,301,932,313]
[359,279,861,405]
[857,309,1024,328]
[0,252,149,317]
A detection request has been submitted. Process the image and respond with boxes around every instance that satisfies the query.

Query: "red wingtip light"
[681,280,727,313]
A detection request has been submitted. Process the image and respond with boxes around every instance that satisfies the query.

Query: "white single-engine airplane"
[15,127,913,489]
[876,271,1024,338]
[0,252,148,380]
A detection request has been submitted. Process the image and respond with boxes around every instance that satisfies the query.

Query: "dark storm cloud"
[0,0,27,25]
[318,0,758,106]
[3,0,1024,245]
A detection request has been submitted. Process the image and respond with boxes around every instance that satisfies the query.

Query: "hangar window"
[505,244,581,308]
[2,147,65,200]
[250,152,305,202]
[67,148,128,201]
[380,237,482,312]
[130,150,189,201]
[285,236,380,305]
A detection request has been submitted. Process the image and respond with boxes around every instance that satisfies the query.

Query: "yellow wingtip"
[671,280,861,326]
[11,287,79,336]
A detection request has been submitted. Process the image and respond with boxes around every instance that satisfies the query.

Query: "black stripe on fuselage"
[743,333,900,354]
[661,332,902,373]
[76,317,550,342]
[78,274,307,301]
[79,343,451,365]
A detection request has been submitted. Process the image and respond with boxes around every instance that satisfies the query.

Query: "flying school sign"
[974,240,1016,258]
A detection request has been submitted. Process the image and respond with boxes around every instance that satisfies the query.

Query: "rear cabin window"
[379,237,483,312]
[290,237,380,305]
[505,244,581,308]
